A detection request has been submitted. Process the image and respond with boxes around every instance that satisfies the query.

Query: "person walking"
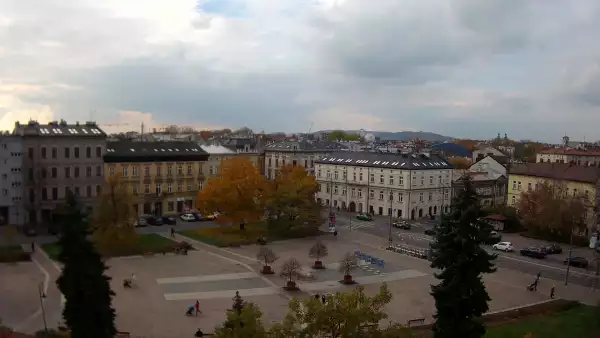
[550,286,555,299]
[30,241,35,253]
[170,227,175,238]
[195,300,201,315]
[321,294,326,305]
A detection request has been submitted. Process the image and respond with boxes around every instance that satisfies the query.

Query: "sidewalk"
[14,245,63,334]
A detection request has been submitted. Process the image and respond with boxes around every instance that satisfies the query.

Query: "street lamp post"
[38,282,48,334]
[564,219,576,286]
[388,191,393,247]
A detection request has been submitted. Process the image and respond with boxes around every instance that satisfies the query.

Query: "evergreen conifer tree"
[56,191,116,338]
[231,290,245,315]
[430,176,496,338]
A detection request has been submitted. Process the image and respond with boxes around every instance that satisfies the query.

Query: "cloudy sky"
[1,0,600,142]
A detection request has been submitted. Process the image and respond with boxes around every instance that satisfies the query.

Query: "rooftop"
[200,144,236,154]
[509,162,600,184]
[315,152,452,170]
[104,141,209,163]
[265,140,347,152]
[539,147,600,156]
[13,120,106,137]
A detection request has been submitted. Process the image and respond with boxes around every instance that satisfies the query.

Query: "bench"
[407,317,426,327]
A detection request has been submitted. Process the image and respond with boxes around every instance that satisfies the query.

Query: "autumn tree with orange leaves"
[264,164,323,233]
[517,180,590,240]
[197,157,267,231]
[448,156,472,169]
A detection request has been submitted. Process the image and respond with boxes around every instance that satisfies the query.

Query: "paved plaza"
[3,229,597,337]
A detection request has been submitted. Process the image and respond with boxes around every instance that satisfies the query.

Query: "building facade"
[13,120,107,227]
[103,141,209,216]
[537,148,600,167]
[264,140,346,179]
[0,132,25,226]
[452,155,508,207]
[199,145,264,179]
[508,163,600,234]
[314,153,453,220]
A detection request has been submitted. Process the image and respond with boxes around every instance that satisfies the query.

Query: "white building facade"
[315,153,453,220]
[264,140,346,179]
[0,133,25,226]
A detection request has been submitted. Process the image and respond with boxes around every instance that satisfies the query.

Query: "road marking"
[494,252,596,277]
[165,287,276,300]
[156,272,259,284]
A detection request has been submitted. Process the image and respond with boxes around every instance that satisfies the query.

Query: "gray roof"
[13,121,107,137]
[265,140,347,152]
[315,152,452,170]
[106,141,207,156]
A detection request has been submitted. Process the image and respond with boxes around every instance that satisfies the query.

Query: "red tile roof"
[509,163,600,184]
[539,148,600,156]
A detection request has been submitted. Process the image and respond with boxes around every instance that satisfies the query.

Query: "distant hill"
[319,130,452,142]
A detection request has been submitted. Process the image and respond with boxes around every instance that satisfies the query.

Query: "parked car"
[492,241,514,252]
[564,256,589,268]
[520,247,547,259]
[133,217,148,227]
[542,244,563,254]
[146,216,164,226]
[356,213,372,221]
[161,216,177,225]
[180,213,197,222]
[393,220,411,229]
[424,228,436,236]
[484,231,502,245]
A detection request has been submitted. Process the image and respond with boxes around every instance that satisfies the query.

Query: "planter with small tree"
[280,257,302,291]
[309,241,328,269]
[339,252,358,285]
[256,247,278,275]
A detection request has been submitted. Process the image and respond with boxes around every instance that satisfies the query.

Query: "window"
[304,160,308,167]
[517,181,522,191]
[74,186,80,196]
[379,191,384,200]
[51,167,57,178]
[51,147,57,159]
[512,181,516,190]
[74,147,80,158]
[86,146,91,158]
[122,167,128,177]
[167,183,172,193]
[41,168,47,179]
[42,188,47,200]
[334,171,339,180]
[96,146,102,157]
[351,188,356,196]
[326,184,330,193]
[132,166,138,177]
[429,176,433,185]
[318,170,322,177]
[177,165,183,175]
[357,189,362,197]
[167,165,173,176]
[155,184,162,195]
[334,186,338,194]
[187,165,192,175]
[209,166,214,175]
[398,193,403,202]
[64,147,70,159]
[389,193,393,201]
[511,196,516,205]
[96,165,102,176]
[353,173,356,181]
[178,183,183,192]
[28,168,33,180]
[187,184,192,192]
[419,193,424,202]
[132,185,138,195]
[96,185,101,196]
[268,158,272,166]
[399,176,404,185]
[74,166,80,178]
[86,166,92,177]
[420,178,424,186]
[359,173,363,181]
[275,159,279,167]
[144,184,150,194]
[41,147,47,159]
[168,202,174,212]
[528,183,532,191]
[142,166,149,177]
[573,188,577,196]
[86,186,92,197]
[428,192,432,201]
[198,182,203,190]
[28,147,33,159]
[369,190,374,198]
[52,187,58,200]
[389,176,394,185]
[64,167,71,178]
[370,173,374,183]
[156,166,162,176]
[342,187,346,195]
[109,167,115,177]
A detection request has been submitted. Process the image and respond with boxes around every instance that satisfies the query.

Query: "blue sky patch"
[197,0,248,18]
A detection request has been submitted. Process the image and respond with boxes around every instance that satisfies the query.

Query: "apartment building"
[103,141,209,216]
[452,155,508,207]
[0,132,25,226]
[200,145,264,180]
[264,140,346,179]
[537,148,600,167]
[314,152,453,220]
[508,163,600,234]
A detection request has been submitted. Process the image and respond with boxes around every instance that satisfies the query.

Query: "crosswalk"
[336,220,375,230]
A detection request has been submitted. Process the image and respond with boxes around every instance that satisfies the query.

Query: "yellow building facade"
[508,163,600,231]
[103,141,209,216]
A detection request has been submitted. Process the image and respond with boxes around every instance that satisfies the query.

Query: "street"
[333,212,600,288]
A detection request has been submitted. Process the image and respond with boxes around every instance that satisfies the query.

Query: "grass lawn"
[42,233,178,260]
[485,304,600,338]
[181,222,323,247]
[0,245,31,262]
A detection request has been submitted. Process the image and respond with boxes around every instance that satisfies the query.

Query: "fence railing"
[387,244,430,260]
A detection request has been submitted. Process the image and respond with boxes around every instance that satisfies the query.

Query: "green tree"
[430,176,496,338]
[56,191,117,338]
[214,302,267,338]
[231,290,246,315]
[269,284,413,337]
